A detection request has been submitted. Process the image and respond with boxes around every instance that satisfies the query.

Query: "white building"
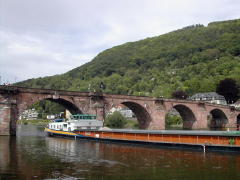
[190,92,227,105]
[109,105,134,118]
[19,109,39,120]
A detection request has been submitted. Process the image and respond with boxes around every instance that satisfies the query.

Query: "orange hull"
[45,128,240,152]
[74,130,240,146]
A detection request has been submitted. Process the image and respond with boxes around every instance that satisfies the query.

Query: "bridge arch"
[18,96,83,118]
[120,101,152,129]
[46,98,82,114]
[166,104,196,130]
[208,109,228,130]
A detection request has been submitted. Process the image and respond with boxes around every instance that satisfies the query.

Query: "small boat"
[45,114,240,152]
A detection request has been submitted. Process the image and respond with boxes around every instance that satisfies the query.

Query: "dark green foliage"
[171,90,188,99]
[30,100,65,118]
[105,111,127,128]
[216,78,239,103]
[16,19,240,99]
[18,119,51,125]
[165,114,183,127]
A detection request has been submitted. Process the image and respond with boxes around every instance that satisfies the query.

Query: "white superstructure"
[48,114,103,132]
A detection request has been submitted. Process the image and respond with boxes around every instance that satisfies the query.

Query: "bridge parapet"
[0,85,19,94]
[0,85,92,97]
[89,92,104,100]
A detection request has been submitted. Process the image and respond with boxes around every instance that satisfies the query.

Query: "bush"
[125,119,139,129]
[165,114,183,126]
[105,111,127,128]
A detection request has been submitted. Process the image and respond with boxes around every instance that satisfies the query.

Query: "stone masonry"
[0,86,240,135]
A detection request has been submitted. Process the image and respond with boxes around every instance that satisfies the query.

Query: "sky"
[0,0,240,84]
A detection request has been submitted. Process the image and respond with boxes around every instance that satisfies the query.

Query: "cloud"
[0,30,94,83]
[0,0,240,83]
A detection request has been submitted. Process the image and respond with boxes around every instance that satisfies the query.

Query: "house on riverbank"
[19,109,39,120]
[190,92,227,105]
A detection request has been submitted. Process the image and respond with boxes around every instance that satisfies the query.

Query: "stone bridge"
[0,85,240,135]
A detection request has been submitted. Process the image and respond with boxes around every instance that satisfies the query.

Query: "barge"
[45,114,240,152]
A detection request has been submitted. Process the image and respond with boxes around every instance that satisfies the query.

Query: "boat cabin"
[48,114,103,132]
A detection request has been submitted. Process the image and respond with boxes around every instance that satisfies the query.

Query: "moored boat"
[45,114,103,137]
[45,114,240,152]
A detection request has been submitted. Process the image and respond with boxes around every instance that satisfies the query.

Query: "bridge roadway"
[0,85,240,135]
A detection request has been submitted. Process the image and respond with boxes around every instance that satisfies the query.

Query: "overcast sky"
[0,0,240,83]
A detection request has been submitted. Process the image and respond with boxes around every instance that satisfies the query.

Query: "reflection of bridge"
[0,86,240,135]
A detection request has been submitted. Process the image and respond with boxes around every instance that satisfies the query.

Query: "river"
[0,125,240,180]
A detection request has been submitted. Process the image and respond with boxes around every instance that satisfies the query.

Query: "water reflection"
[0,125,240,180]
[46,138,102,163]
[0,136,12,172]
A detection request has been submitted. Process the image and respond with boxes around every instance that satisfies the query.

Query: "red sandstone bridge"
[0,85,240,135]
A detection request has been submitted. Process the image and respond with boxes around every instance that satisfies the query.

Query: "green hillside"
[17,19,240,98]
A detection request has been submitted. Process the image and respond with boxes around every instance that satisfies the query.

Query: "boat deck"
[78,128,240,136]
[74,129,240,147]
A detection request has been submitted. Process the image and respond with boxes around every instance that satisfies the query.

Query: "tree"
[216,78,239,104]
[171,90,188,99]
[105,111,127,128]
[165,114,183,127]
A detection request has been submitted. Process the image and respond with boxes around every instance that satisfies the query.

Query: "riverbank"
[17,119,51,125]
[18,118,139,128]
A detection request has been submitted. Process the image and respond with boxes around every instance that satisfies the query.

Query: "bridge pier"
[227,113,238,130]
[92,106,105,122]
[146,109,165,130]
[0,100,17,136]
[193,111,209,130]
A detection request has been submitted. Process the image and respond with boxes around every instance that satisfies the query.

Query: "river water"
[0,125,240,180]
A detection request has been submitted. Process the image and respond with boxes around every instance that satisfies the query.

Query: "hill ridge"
[17,18,240,98]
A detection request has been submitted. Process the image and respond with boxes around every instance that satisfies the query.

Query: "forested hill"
[17,19,240,98]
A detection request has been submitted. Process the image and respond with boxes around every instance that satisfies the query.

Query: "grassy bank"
[18,118,139,128]
[125,119,139,129]
[18,119,52,125]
